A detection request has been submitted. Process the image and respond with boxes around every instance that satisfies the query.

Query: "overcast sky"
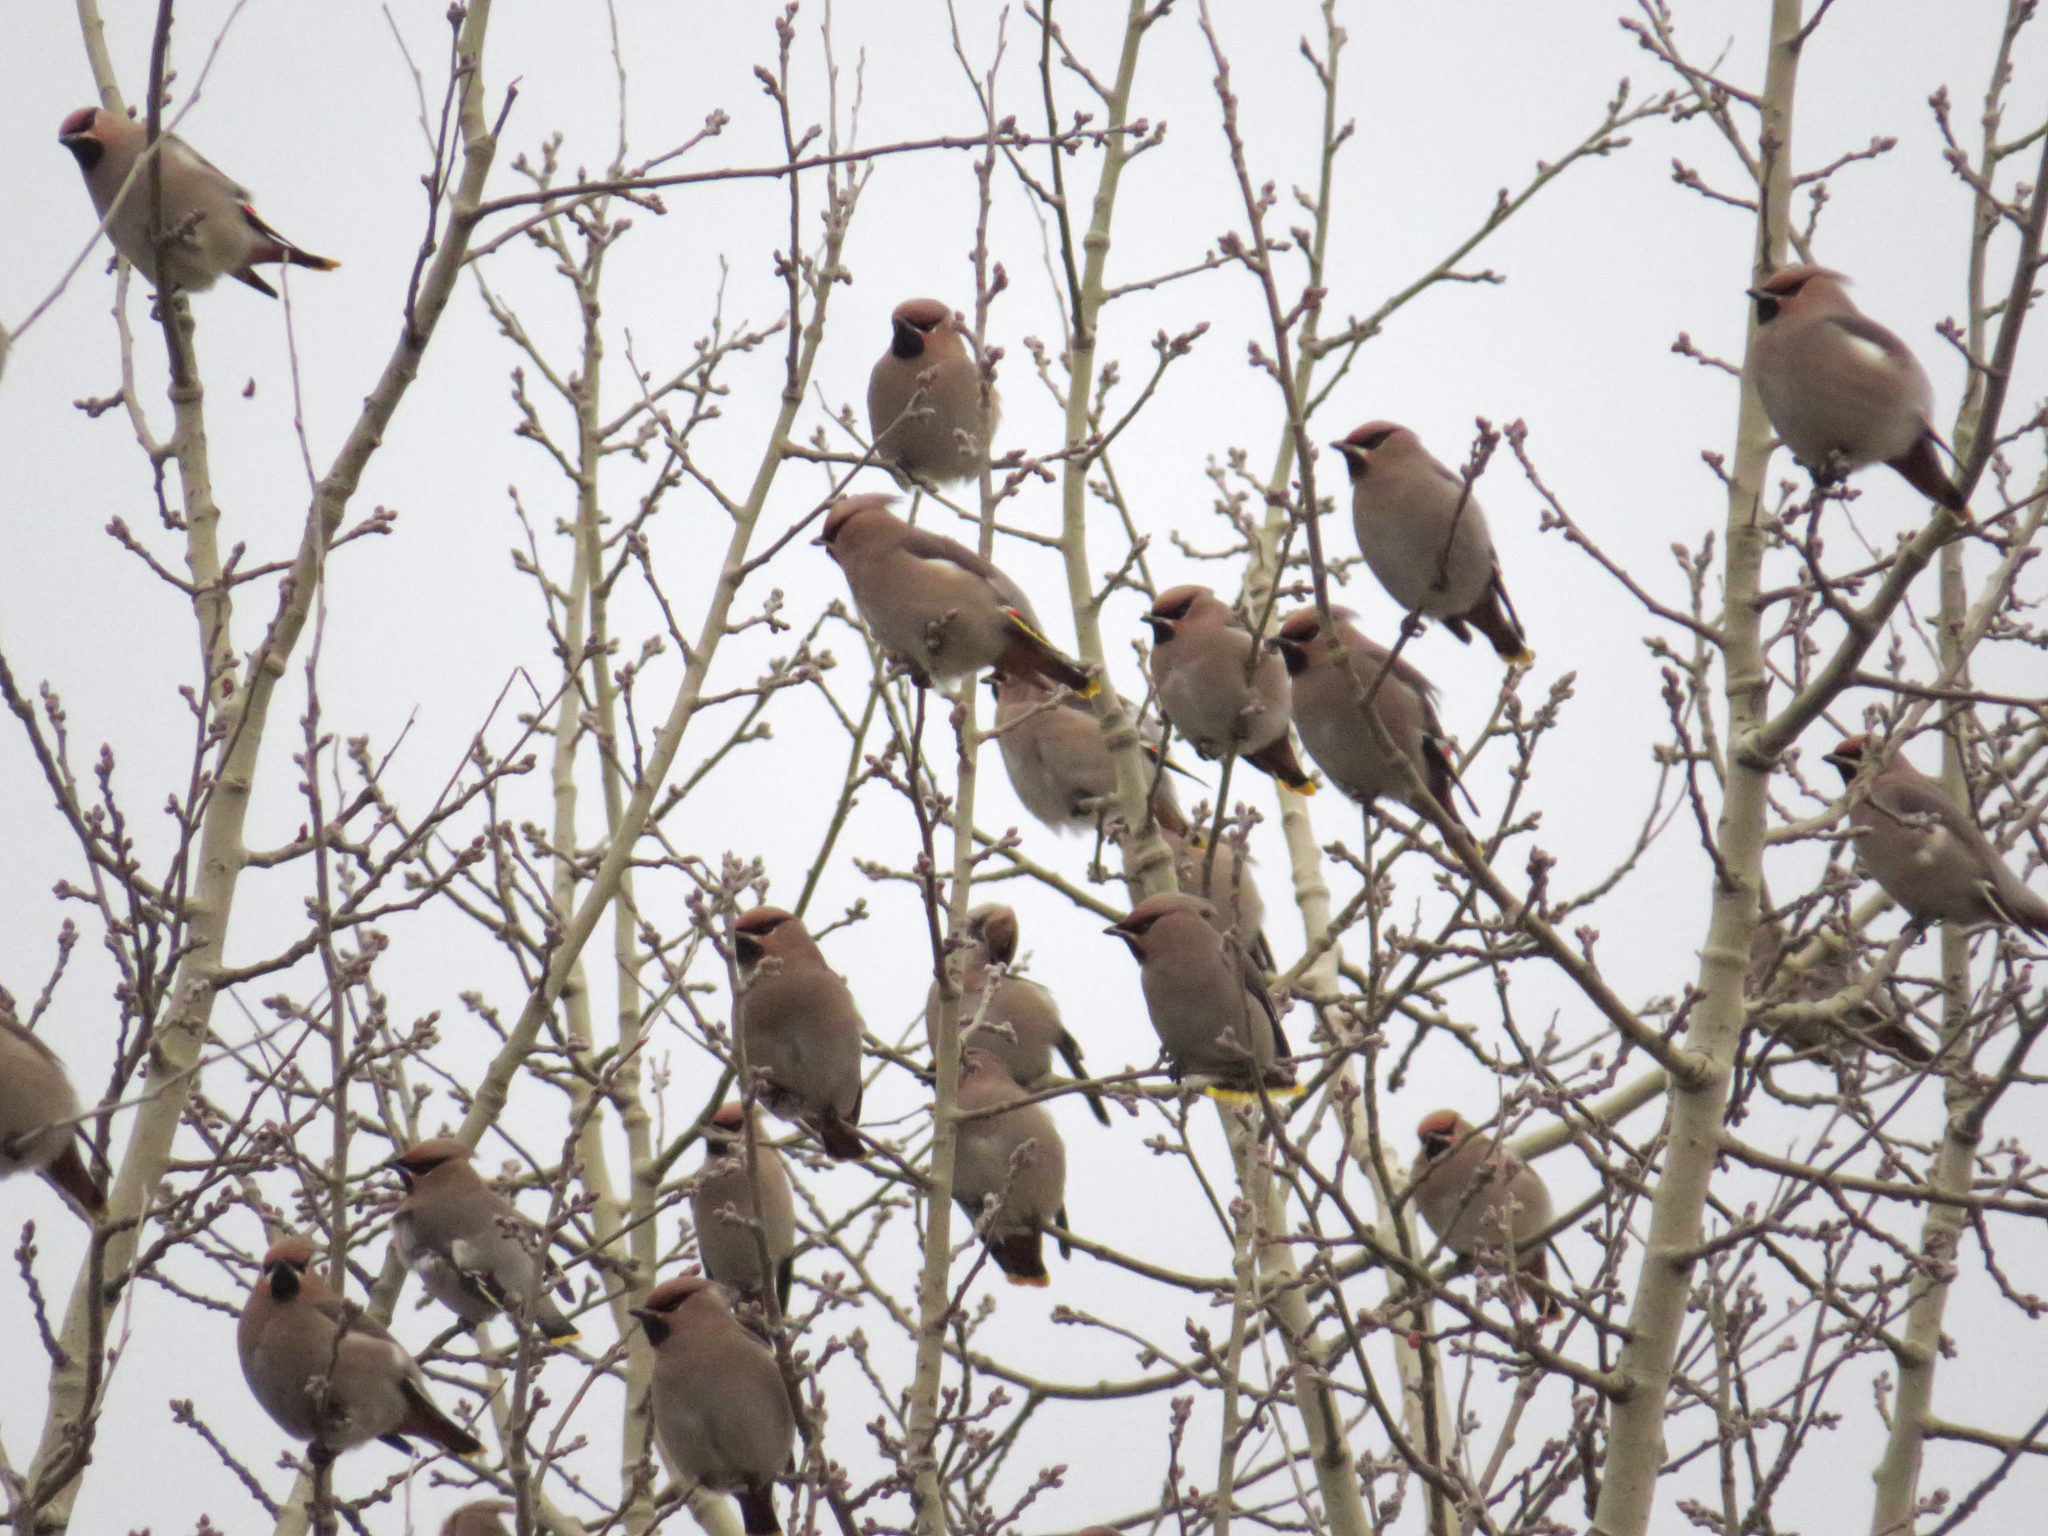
[4,2,2046,1533]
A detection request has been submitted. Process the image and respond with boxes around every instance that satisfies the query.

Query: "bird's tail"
[1245,736,1316,793]
[42,1141,106,1219]
[1888,432,1966,511]
[1460,582,1533,667]
[989,1231,1050,1286]
[812,1112,865,1161]
[396,1379,483,1457]
[996,612,1098,696]
[736,1484,782,1536]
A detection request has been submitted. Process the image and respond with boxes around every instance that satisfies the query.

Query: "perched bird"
[1273,606,1462,823]
[990,672,1179,835]
[867,298,998,485]
[691,1103,798,1312]
[732,907,867,1160]
[238,1236,483,1458]
[634,1276,796,1536]
[440,1502,515,1536]
[1747,918,1934,1064]
[1330,422,1531,664]
[952,1050,1070,1285]
[0,1015,105,1218]
[1155,822,1276,973]
[928,904,1111,1125]
[1104,893,1295,1096]
[1143,585,1313,792]
[386,1139,578,1341]
[57,107,337,296]
[1410,1112,1559,1318]
[1825,736,2048,934]
[1747,266,1964,509]
[816,495,1093,693]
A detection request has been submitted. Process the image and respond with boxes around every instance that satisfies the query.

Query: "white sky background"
[3,1,2046,1533]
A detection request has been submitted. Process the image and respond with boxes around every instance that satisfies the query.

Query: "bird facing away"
[0,1014,105,1218]
[440,1501,515,1536]
[1144,585,1313,792]
[816,495,1093,693]
[1152,822,1276,974]
[1273,606,1463,824]
[238,1236,483,1458]
[1747,266,1964,509]
[692,1103,798,1312]
[1825,736,2048,934]
[1410,1111,1560,1319]
[929,904,1112,1126]
[732,907,867,1159]
[634,1276,796,1536]
[867,298,999,485]
[1330,422,1531,664]
[386,1139,579,1341]
[1746,918,1934,1064]
[989,671,1180,835]
[1105,892,1296,1097]
[952,1049,1070,1285]
[57,107,337,296]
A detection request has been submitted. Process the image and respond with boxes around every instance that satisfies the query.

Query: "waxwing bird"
[238,1236,483,1457]
[953,1049,1070,1285]
[634,1276,796,1535]
[1747,918,1934,1064]
[57,107,337,297]
[1824,736,2048,934]
[0,1015,105,1218]
[1747,266,1964,509]
[929,904,1111,1125]
[692,1103,798,1311]
[1330,423,1531,664]
[387,1139,578,1341]
[1410,1111,1560,1319]
[1144,585,1313,792]
[867,298,999,485]
[1105,893,1295,1096]
[990,672,1179,835]
[1154,822,1276,973]
[440,1502,514,1536]
[732,907,867,1159]
[818,496,1093,693]
[1273,606,1462,824]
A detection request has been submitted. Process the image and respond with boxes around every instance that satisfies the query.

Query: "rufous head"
[1747,265,1853,325]
[630,1273,724,1343]
[1272,606,1358,676]
[733,906,806,968]
[1143,585,1211,644]
[257,1235,316,1300]
[1328,421,1416,483]
[966,904,1020,966]
[814,493,898,557]
[888,297,956,359]
[386,1138,475,1188]
[57,106,120,170]
[1823,733,1872,784]
[1416,1110,1471,1163]
[1105,891,1218,960]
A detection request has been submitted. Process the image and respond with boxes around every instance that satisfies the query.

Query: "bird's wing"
[897,524,1039,624]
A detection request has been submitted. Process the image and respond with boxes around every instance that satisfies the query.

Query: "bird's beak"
[1745,287,1768,303]
[810,533,830,547]
[628,1306,657,1325]
[1141,617,1173,642]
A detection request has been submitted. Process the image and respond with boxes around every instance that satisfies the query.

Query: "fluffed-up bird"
[1330,422,1531,664]
[732,907,867,1159]
[440,1501,514,1536]
[1105,892,1295,1097]
[634,1276,796,1536]
[952,1049,1070,1285]
[238,1236,483,1458]
[387,1139,579,1341]
[1747,266,1964,508]
[990,672,1179,835]
[0,1014,105,1218]
[692,1103,798,1312]
[1273,606,1462,824]
[57,107,337,296]
[817,495,1093,693]
[1410,1111,1559,1318]
[1144,585,1314,792]
[867,298,998,485]
[928,905,1111,1125]
[1747,918,1934,1064]
[1825,736,2048,934]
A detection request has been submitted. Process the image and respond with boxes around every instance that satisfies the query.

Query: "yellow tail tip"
[550,1330,582,1344]
[1005,1272,1052,1288]
[1292,779,1318,796]
[1081,677,1103,697]
[1506,648,1535,667]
